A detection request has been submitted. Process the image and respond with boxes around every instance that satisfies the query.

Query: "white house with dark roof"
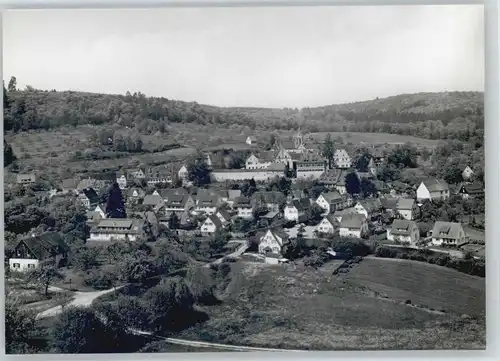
[195,190,221,215]
[200,214,224,235]
[234,197,254,219]
[334,149,352,169]
[316,191,347,215]
[387,220,420,244]
[316,214,339,235]
[9,233,69,272]
[430,221,468,246]
[416,179,450,202]
[245,153,274,170]
[284,198,310,222]
[89,218,146,242]
[354,199,383,219]
[395,198,417,220]
[458,182,484,199]
[318,169,353,194]
[78,188,101,210]
[257,229,290,257]
[338,214,368,238]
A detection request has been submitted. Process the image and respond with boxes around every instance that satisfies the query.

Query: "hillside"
[3,86,483,142]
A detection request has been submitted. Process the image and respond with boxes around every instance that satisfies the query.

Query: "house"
[177,165,189,182]
[93,204,106,219]
[416,179,450,202]
[164,193,196,214]
[219,189,242,207]
[316,191,347,214]
[16,173,36,186]
[380,196,399,215]
[215,208,232,224]
[338,214,369,239]
[234,197,254,219]
[127,168,146,179]
[316,214,339,235]
[389,180,412,197]
[246,136,257,145]
[274,147,294,168]
[86,210,104,226]
[367,158,377,177]
[257,229,290,257]
[205,154,213,169]
[78,188,101,209]
[163,210,195,229]
[430,221,468,246]
[395,198,417,220]
[458,182,484,199]
[9,233,69,272]
[259,211,282,227]
[251,191,287,212]
[333,207,359,223]
[142,193,165,210]
[126,188,146,204]
[61,178,79,194]
[284,198,310,222]
[77,177,108,192]
[296,153,327,180]
[195,190,221,215]
[354,199,383,219]
[89,218,146,242]
[245,152,274,170]
[318,169,353,194]
[371,148,386,166]
[387,220,420,244]
[334,149,352,169]
[200,214,224,236]
[116,171,128,189]
[462,166,474,181]
[145,168,172,186]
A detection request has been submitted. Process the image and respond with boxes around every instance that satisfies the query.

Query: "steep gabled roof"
[204,214,223,229]
[320,191,343,203]
[142,194,165,206]
[380,196,399,210]
[339,214,366,229]
[287,198,310,212]
[81,188,100,204]
[396,198,415,210]
[358,198,383,212]
[431,221,465,240]
[17,232,68,260]
[460,182,484,195]
[390,220,417,236]
[319,169,350,185]
[422,178,449,192]
[234,196,252,207]
[251,191,286,206]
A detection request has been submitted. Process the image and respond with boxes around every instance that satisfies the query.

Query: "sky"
[2,5,484,108]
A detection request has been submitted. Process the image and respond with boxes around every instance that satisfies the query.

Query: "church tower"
[293,128,303,149]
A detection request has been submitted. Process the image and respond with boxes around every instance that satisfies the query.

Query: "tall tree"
[4,141,16,167]
[187,153,212,187]
[320,133,335,169]
[345,172,361,196]
[28,263,64,296]
[105,182,127,218]
[168,212,180,230]
[8,76,17,92]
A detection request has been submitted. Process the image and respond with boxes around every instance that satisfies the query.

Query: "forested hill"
[3,85,483,142]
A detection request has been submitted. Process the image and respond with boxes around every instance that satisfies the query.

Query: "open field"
[344,258,485,317]
[306,131,441,148]
[177,261,485,350]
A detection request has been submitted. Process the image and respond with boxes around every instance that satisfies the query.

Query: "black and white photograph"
[2,4,486,354]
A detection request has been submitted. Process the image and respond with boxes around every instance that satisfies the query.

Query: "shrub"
[83,270,114,290]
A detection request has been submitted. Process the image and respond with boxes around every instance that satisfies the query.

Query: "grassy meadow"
[176,259,485,350]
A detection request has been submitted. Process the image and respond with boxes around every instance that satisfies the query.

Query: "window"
[13,263,20,269]
[27,264,36,269]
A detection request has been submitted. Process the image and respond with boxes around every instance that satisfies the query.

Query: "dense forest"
[3,78,484,144]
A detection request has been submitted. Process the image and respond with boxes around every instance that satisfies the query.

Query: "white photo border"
[0,1,497,361]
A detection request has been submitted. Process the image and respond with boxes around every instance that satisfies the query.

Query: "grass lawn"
[177,261,485,350]
[464,227,485,243]
[344,258,485,317]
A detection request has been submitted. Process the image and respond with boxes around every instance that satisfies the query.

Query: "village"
[7,129,486,273]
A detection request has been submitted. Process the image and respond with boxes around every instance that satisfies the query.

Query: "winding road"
[32,242,295,352]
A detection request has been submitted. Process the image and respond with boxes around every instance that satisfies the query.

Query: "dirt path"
[35,242,248,319]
